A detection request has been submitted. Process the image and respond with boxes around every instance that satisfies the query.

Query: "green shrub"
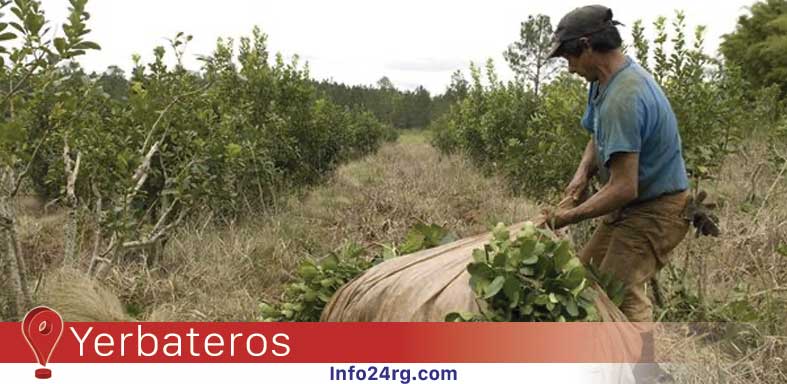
[428,61,581,199]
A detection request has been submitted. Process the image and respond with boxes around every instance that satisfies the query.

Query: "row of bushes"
[430,13,785,200]
[2,0,399,319]
[17,27,397,218]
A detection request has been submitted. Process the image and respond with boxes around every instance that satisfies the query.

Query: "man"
[543,5,690,384]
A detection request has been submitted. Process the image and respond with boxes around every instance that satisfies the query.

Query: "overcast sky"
[42,0,756,94]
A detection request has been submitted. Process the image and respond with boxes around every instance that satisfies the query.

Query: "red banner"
[0,322,646,363]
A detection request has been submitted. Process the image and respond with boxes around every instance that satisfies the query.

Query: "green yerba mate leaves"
[261,223,455,322]
[446,222,599,322]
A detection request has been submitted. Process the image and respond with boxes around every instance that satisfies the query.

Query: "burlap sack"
[321,220,628,323]
[320,220,641,379]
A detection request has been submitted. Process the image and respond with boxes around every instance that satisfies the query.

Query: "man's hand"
[556,152,639,226]
[564,172,589,203]
[541,207,575,230]
[565,139,597,203]
[545,152,639,230]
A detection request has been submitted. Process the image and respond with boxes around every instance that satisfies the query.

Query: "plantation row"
[431,13,786,199]
[1,0,398,319]
[15,27,398,213]
[0,0,406,230]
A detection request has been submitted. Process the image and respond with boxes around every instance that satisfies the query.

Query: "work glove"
[685,190,720,237]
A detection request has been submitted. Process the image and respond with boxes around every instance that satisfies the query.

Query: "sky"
[42,0,757,94]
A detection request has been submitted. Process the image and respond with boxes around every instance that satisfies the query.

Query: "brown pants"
[579,191,690,322]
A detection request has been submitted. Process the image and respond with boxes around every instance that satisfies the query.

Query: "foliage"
[96,65,129,100]
[315,78,433,129]
[429,71,471,153]
[446,222,597,322]
[396,222,457,255]
[0,0,100,166]
[432,12,775,199]
[635,12,748,180]
[259,242,373,322]
[0,0,101,320]
[430,70,469,120]
[428,113,461,155]
[20,25,395,217]
[720,0,787,97]
[503,14,562,98]
[430,61,584,199]
[0,0,398,286]
[259,223,455,322]
[503,73,587,196]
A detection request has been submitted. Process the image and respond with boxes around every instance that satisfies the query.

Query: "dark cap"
[547,5,623,58]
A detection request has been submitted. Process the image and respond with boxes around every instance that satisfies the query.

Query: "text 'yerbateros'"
[69,325,291,358]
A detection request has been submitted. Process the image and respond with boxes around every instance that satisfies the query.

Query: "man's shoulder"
[609,63,660,104]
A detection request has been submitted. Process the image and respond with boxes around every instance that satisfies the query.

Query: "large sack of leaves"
[321,220,628,323]
[321,217,640,381]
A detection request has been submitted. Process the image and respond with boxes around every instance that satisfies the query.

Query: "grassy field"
[18,129,787,382]
[655,138,787,383]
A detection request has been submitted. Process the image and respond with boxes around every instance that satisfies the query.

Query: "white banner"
[1,363,636,384]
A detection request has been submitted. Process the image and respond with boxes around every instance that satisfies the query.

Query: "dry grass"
[651,139,787,383]
[36,267,130,321]
[658,324,786,383]
[665,140,787,321]
[675,143,787,303]
[27,130,536,321]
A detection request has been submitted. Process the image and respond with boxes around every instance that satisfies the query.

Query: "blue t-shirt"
[581,56,689,203]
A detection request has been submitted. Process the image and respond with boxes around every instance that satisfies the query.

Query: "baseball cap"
[547,5,623,58]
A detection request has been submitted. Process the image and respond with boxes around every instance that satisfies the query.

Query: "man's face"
[561,39,597,82]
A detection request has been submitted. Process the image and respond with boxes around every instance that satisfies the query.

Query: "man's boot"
[633,331,674,384]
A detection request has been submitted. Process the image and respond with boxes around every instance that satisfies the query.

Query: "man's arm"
[565,138,599,201]
[552,152,639,228]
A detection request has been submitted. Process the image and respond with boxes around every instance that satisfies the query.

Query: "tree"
[97,65,130,100]
[720,0,787,96]
[408,86,432,128]
[1,0,100,320]
[503,14,561,98]
[376,76,395,90]
[446,70,469,102]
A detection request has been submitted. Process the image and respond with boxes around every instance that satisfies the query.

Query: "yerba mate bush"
[631,13,748,180]
[31,27,395,216]
[430,61,586,199]
[0,0,102,319]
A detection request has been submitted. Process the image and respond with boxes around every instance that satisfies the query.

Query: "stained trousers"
[579,190,690,322]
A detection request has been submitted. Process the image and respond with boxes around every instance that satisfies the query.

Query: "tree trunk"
[63,144,81,265]
[533,58,542,99]
[0,166,32,320]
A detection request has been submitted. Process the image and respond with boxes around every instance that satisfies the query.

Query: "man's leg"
[578,220,614,268]
[598,200,689,383]
[597,203,690,322]
[597,224,658,322]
